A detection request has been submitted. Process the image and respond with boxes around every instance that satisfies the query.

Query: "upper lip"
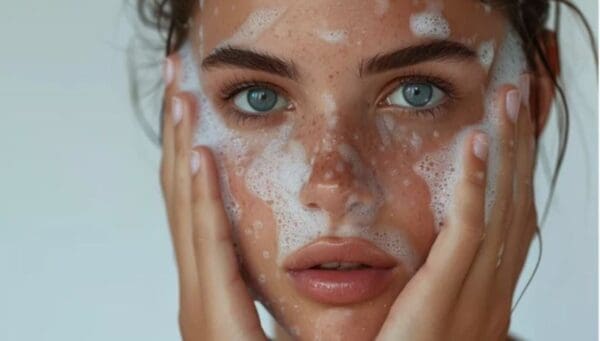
[283,237,398,270]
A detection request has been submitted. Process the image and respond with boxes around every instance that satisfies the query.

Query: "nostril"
[306,203,319,209]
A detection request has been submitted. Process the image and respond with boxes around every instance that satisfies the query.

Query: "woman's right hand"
[159,54,268,341]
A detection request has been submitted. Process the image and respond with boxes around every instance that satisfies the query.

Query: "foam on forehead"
[316,29,349,44]
[219,7,286,47]
[409,0,450,39]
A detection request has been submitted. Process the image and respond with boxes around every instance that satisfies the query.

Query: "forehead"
[197,0,506,69]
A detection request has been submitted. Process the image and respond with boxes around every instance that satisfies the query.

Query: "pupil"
[403,83,433,107]
[247,87,278,112]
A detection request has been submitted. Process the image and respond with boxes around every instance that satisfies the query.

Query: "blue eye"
[233,86,288,114]
[385,82,445,109]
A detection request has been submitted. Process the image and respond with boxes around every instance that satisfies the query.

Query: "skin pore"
[170,0,541,339]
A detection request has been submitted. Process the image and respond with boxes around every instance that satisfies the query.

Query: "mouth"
[284,237,398,305]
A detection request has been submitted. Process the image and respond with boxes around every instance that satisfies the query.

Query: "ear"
[530,29,561,138]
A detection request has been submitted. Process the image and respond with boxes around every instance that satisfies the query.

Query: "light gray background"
[0,1,597,340]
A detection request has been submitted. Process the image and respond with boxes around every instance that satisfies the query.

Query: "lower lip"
[287,268,394,305]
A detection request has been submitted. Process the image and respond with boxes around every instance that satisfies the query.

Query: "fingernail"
[172,97,183,125]
[506,89,521,123]
[472,133,489,161]
[190,151,201,175]
[163,57,174,85]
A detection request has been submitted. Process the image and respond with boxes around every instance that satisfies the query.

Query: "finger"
[170,93,204,293]
[160,55,179,215]
[458,85,520,284]
[192,148,266,339]
[451,85,521,330]
[501,73,539,291]
[483,85,520,266]
[379,130,489,337]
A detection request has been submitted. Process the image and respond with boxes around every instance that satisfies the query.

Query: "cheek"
[382,173,437,254]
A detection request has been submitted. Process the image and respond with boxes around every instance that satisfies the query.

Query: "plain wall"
[0,1,597,340]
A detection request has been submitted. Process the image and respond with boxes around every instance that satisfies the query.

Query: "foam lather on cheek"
[245,133,330,262]
[414,28,526,230]
[177,42,248,227]
[480,28,527,220]
[220,7,285,46]
[409,1,450,39]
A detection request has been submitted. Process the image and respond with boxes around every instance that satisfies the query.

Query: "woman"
[136,0,586,339]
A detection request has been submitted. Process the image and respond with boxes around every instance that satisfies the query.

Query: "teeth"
[338,262,363,270]
[317,262,365,270]
[319,262,341,269]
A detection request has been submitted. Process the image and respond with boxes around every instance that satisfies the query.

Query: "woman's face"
[182,0,528,339]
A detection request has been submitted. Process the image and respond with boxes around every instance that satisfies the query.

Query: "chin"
[252,267,409,341]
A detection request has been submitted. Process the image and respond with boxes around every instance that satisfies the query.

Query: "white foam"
[322,93,338,129]
[316,29,348,44]
[478,40,495,71]
[409,131,423,152]
[245,133,331,263]
[221,7,285,46]
[375,115,392,147]
[409,1,450,40]
[374,0,390,17]
[178,43,246,229]
[413,27,527,230]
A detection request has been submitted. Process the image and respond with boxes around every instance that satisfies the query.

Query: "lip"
[284,237,398,305]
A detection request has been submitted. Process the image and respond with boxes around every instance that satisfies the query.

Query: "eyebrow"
[201,40,477,81]
[202,45,300,80]
[359,40,477,76]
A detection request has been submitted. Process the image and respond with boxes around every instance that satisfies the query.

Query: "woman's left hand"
[376,82,538,341]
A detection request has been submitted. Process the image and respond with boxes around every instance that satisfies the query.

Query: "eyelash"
[218,77,290,126]
[216,73,459,126]
[378,73,459,119]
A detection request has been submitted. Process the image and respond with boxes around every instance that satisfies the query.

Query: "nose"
[299,147,380,227]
